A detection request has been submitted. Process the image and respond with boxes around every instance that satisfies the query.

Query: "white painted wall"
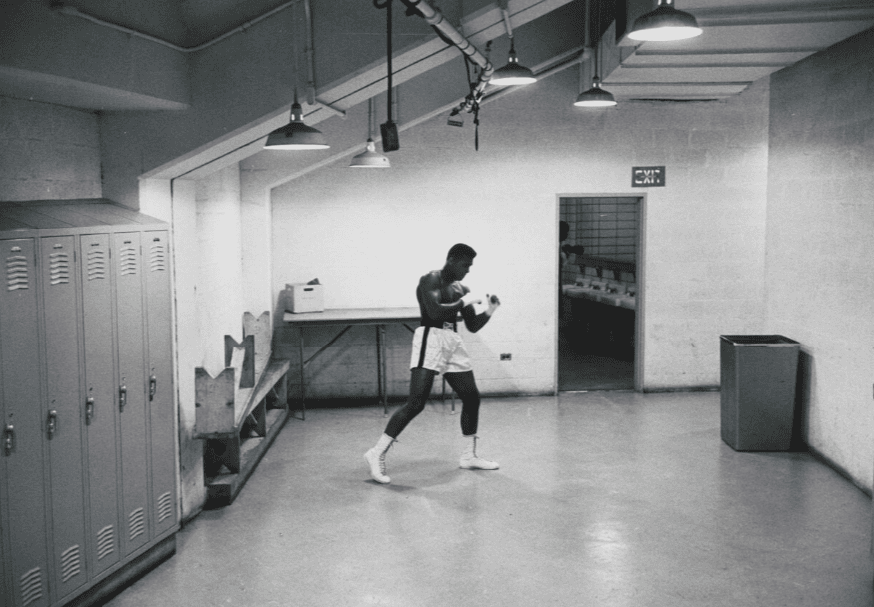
[265,69,770,400]
[766,28,874,492]
[163,178,206,520]
[195,165,246,376]
[0,96,101,200]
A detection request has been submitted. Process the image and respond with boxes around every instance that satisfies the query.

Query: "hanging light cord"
[373,0,393,122]
[374,0,394,124]
[463,55,482,150]
[593,0,599,80]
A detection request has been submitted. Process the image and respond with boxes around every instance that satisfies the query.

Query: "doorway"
[558,195,643,391]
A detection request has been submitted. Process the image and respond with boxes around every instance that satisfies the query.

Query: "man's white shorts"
[410,326,472,374]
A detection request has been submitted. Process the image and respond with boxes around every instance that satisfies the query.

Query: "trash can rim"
[719,335,799,346]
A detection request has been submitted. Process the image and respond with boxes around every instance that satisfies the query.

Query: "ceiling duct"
[399,0,494,114]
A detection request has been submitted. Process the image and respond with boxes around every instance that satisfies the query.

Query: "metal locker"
[79,234,121,577]
[0,238,50,607]
[112,232,150,556]
[143,231,177,536]
[38,236,88,601]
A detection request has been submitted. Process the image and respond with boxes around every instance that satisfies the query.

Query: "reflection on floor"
[559,328,633,391]
[107,393,873,607]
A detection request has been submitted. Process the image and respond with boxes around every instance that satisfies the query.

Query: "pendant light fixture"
[264,89,330,149]
[575,76,616,107]
[490,5,536,86]
[575,0,616,107]
[350,99,390,168]
[628,0,702,42]
[264,4,328,151]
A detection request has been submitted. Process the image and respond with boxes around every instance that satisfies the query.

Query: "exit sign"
[632,166,665,187]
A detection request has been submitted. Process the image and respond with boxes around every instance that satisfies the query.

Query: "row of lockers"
[0,204,178,607]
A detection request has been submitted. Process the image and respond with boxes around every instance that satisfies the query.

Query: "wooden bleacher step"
[195,312,292,508]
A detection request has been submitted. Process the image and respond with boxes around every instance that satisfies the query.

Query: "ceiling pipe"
[399,0,493,114]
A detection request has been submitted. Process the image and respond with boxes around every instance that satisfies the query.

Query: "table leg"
[298,326,306,421]
[377,325,388,416]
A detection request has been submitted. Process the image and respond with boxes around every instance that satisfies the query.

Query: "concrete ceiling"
[3,0,872,111]
[609,0,874,101]
[2,0,873,180]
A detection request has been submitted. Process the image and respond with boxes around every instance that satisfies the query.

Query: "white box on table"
[285,283,324,313]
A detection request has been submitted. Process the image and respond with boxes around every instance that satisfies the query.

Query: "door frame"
[555,193,647,392]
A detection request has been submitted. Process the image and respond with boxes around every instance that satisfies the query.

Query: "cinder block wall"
[766,27,874,492]
[271,69,770,399]
[0,96,101,201]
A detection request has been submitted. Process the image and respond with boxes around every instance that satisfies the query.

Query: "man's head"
[560,221,570,242]
[445,243,477,281]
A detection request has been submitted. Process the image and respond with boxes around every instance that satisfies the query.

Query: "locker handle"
[149,375,157,401]
[85,397,95,425]
[119,384,127,412]
[3,425,13,456]
[46,410,58,439]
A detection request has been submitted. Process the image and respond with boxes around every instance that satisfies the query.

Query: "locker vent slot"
[129,507,145,541]
[149,242,167,273]
[49,252,71,285]
[97,524,115,560]
[119,245,138,276]
[20,566,44,607]
[157,491,173,522]
[60,544,82,583]
[6,255,29,291]
[87,249,107,281]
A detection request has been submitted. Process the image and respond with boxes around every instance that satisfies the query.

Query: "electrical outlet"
[500,353,512,361]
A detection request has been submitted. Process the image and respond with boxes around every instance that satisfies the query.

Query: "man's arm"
[461,294,500,333]
[419,274,480,322]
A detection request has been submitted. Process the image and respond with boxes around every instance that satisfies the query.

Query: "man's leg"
[385,367,437,437]
[365,367,436,483]
[444,371,499,470]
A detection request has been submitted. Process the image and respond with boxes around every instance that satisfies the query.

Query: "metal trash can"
[720,335,800,451]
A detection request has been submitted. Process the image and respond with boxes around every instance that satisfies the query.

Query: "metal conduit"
[399,0,493,114]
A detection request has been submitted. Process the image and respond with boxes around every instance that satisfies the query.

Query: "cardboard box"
[285,283,324,313]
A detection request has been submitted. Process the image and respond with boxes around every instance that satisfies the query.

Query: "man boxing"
[364,243,501,484]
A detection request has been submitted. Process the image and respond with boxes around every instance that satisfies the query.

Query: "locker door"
[80,234,120,577]
[39,236,88,601]
[112,232,150,556]
[0,238,50,607]
[143,231,177,536]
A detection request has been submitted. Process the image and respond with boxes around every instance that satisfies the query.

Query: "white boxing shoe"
[364,433,395,484]
[459,435,499,470]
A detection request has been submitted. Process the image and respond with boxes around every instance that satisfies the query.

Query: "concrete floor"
[108,392,873,607]
[558,311,634,391]
[559,348,633,391]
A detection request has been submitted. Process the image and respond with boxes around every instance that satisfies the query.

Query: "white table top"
[283,307,421,326]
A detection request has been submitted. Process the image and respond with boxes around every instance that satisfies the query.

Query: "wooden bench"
[195,312,291,508]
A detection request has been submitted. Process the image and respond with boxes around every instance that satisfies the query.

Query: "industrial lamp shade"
[350,139,391,168]
[490,45,537,86]
[574,78,617,107]
[264,101,329,150]
[628,0,702,42]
